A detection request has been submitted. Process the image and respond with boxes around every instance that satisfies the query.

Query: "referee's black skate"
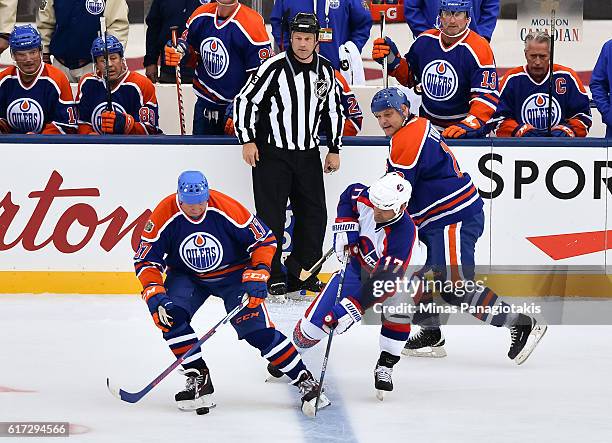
[508,314,547,365]
[374,351,400,401]
[175,366,215,412]
[267,281,287,303]
[402,327,447,358]
[287,275,325,293]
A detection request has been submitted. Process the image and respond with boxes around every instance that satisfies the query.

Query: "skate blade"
[376,390,385,401]
[177,395,215,411]
[401,346,447,358]
[514,325,548,365]
[267,293,287,304]
[286,290,308,301]
[265,374,286,383]
[301,394,331,418]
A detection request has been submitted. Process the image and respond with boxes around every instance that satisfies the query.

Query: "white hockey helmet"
[369,173,412,215]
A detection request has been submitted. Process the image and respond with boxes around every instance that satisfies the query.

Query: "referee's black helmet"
[290,13,321,36]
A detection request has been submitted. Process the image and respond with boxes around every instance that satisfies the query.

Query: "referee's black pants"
[252,144,327,285]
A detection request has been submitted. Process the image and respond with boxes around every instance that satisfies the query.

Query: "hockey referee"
[234,12,344,297]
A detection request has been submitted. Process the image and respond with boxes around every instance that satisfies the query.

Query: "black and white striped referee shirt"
[234,49,344,153]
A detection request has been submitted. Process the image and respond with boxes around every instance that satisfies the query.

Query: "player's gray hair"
[524,31,551,50]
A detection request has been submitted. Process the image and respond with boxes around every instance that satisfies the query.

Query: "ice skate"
[295,371,330,417]
[508,315,547,365]
[402,327,447,358]
[265,362,285,382]
[175,366,215,411]
[374,351,400,401]
[267,281,287,303]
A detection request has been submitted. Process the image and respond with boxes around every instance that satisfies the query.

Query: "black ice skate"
[267,281,287,303]
[295,370,330,417]
[286,276,325,301]
[292,276,325,293]
[402,327,447,358]
[175,366,215,412]
[265,362,285,382]
[508,315,547,365]
[374,351,400,401]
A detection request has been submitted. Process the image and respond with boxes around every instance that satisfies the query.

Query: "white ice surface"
[1,295,611,443]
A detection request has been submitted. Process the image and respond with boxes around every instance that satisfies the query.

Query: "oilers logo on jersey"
[179,232,224,272]
[200,38,230,79]
[85,0,105,15]
[91,102,128,134]
[520,93,561,129]
[7,98,44,133]
[421,60,458,101]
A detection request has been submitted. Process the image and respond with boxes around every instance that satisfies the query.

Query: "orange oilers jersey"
[494,64,592,137]
[185,3,272,110]
[134,190,277,290]
[0,64,77,134]
[386,116,483,230]
[335,70,363,136]
[402,29,499,127]
[76,71,161,135]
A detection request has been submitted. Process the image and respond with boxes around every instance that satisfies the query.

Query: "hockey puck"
[196,407,209,415]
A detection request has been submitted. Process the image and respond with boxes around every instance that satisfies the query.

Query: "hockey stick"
[99,17,112,111]
[285,247,334,283]
[547,9,556,136]
[107,294,249,404]
[380,11,388,89]
[313,248,350,415]
[170,26,187,136]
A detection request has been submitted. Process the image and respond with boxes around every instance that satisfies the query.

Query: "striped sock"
[164,326,205,370]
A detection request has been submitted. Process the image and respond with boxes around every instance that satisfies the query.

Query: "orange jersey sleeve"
[135,195,181,289]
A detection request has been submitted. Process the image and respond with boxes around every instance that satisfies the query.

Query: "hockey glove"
[332,220,359,262]
[164,39,187,67]
[143,285,177,333]
[0,118,10,134]
[372,37,401,71]
[442,116,486,139]
[513,123,543,137]
[224,103,235,136]
[242,268,270,308]
[323,297,363,335]
[550,124,575,137]
[101,110,135,134]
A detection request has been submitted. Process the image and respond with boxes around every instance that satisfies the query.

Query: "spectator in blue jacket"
[590,39,612,138]
[144,0,200,84]
[270,0,372,74]
[405,0,499,41]
[37,0,129,83]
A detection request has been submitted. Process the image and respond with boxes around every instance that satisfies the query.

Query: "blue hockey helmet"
[371,88,410,114]
[90,35,124,59]
[177,171,209,204]
[439,0,472,15]
[9,25,42,53]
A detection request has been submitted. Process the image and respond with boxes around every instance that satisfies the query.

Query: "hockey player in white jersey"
[270,173,427,399]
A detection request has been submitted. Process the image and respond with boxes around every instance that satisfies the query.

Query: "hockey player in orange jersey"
[494,31,591,137]
[133,170,330,416]
[0,25,76,134]
[76,35,161,135]
[372,0,499,138]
